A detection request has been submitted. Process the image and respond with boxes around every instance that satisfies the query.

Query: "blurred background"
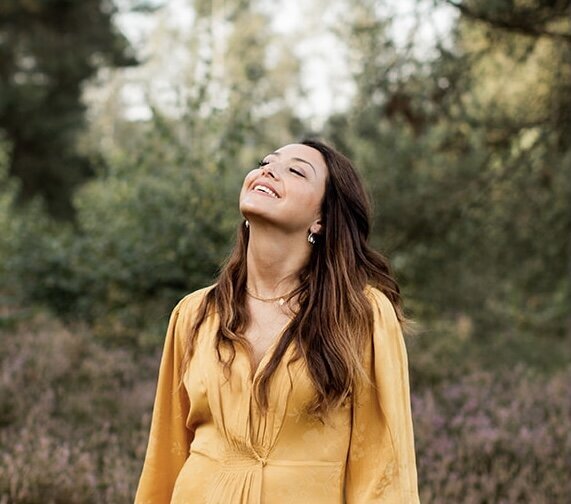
[0,0,569,502]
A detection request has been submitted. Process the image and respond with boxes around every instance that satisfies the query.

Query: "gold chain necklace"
[245,286,296,306]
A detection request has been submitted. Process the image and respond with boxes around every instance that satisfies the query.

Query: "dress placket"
[204,327,295,503]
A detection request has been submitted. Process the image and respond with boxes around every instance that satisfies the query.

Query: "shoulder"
[364,285,394,311]
[364,285,400,328]
[173,284,216,318]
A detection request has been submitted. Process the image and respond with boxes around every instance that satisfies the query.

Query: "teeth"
[254,185,278,198]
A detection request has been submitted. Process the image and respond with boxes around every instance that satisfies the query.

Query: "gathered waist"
[173,445,345,504]
[191,446,343,470]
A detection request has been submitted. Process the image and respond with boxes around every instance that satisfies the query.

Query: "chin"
[240,198,275,216]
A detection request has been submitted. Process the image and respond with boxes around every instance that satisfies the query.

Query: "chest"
[242,303,292,369]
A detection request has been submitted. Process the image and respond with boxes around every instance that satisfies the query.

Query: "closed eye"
[290,167,305,177]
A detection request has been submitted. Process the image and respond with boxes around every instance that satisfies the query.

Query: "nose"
[260,161,278,179]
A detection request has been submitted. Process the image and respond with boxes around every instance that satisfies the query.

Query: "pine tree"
[0,0,138,218]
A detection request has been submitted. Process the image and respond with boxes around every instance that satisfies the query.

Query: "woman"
[135,139,420,503]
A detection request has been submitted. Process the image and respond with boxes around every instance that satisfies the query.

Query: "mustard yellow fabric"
[135,285,420,503]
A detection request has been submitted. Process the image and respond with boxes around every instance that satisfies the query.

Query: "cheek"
[304,181,326,209]
[289,186,323,217]
[240,170,258,194]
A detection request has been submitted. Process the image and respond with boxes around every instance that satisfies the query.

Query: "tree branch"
[444,0,571,43]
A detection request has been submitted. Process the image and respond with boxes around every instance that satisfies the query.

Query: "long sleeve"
[135,298,194,504]
[344,287,420,503]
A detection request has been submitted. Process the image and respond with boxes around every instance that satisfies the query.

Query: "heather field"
[1,305,569,503]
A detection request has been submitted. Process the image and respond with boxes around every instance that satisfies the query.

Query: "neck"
[246,222,310,297]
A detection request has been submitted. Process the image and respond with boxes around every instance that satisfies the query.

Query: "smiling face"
[239,143,328,235]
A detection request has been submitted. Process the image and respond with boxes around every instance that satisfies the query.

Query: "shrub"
[0,114,287,347]
[0,121,246,347]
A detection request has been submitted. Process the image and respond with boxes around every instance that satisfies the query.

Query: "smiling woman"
[239,144,327,241]
[134,139,420,503]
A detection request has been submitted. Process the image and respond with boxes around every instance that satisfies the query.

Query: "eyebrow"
[271,151,316,175]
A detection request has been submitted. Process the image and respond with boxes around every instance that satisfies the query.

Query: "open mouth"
[253,184,279,198]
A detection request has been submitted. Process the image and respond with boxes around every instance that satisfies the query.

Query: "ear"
[310,218,322,235]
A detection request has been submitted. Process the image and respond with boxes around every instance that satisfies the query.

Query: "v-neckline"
[248,321,292,382]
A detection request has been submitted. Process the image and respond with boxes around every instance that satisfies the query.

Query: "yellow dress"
[135,286,420,503]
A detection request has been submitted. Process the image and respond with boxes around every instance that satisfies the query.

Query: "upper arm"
[344,287,419,503]
[134,296,195,503]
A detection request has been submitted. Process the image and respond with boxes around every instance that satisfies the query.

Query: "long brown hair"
[185,139,405,418]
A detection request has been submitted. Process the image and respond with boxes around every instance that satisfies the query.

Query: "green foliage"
[0,0,137,218]
[408,317,571,389]
[0,139,67,312]
[0,0,305,346]
[0,0,568,346]
[1,119,243,346]
[326,0,571,339]
[0,140,15,281]
[73,117,244,344]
